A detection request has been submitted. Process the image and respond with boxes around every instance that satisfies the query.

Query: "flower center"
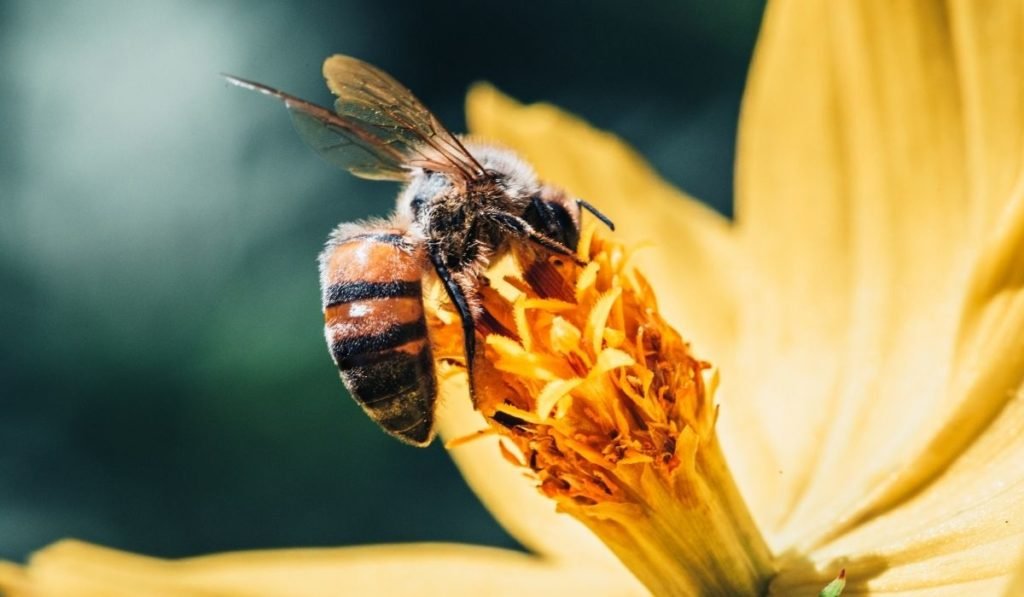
[475,227,716,503]
[432,225,774,595]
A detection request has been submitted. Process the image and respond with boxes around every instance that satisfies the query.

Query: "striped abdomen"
[320,229,436,446]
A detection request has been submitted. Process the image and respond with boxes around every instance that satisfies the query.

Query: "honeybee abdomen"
[320,229,436,445]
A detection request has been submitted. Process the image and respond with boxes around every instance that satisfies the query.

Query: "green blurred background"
[0,1,763,561]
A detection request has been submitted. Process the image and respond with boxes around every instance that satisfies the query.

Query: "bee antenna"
[577,199,615,231]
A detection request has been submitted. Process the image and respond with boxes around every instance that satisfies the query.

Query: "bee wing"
[224,55,484,182]
[322,55,484,181]
[225,74,410,181]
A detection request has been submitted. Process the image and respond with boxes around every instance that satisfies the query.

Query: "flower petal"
[829,178,1024,542]
[0,540,645,597]
[771,381,1024,594]
[948,1,1024,235]
[734,0,1024,546]
[1007,555,1024,597]
[808,1,1024,544]
[773,568,1015,596]
[779,187,1024,590]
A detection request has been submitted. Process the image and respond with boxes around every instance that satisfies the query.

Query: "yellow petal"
[730,0,859,530]
[1007,553,1024,597]
[825,179,1024,547]
[535,377,583,420]
[811,3,1024,548]
[773,568,1016,596]
[0,562,27,595]
[949,1,1024,236]
[772,382,1024,594]
[0,539,644,597]
[466,83,739,371]
[734,0,1024,547]
[584,289,621,356]
[592,348,635,376]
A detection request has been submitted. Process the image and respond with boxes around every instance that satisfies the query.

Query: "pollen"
[472,228,715,508]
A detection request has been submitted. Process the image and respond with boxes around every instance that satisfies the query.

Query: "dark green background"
[0,1,763,560]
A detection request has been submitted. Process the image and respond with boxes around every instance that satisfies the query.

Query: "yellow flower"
[4,1,1024,595]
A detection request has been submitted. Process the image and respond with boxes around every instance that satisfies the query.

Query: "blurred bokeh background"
[0,1,763,561]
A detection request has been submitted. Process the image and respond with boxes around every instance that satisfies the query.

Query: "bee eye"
[410,197,425,215]
[525,195,579,248]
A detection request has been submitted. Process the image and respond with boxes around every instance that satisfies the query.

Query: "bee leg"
[427,247,479,405]
[577,198,615,231]
[488,211,586,266]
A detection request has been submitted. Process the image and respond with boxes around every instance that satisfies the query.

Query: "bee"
[225,55,613,446]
